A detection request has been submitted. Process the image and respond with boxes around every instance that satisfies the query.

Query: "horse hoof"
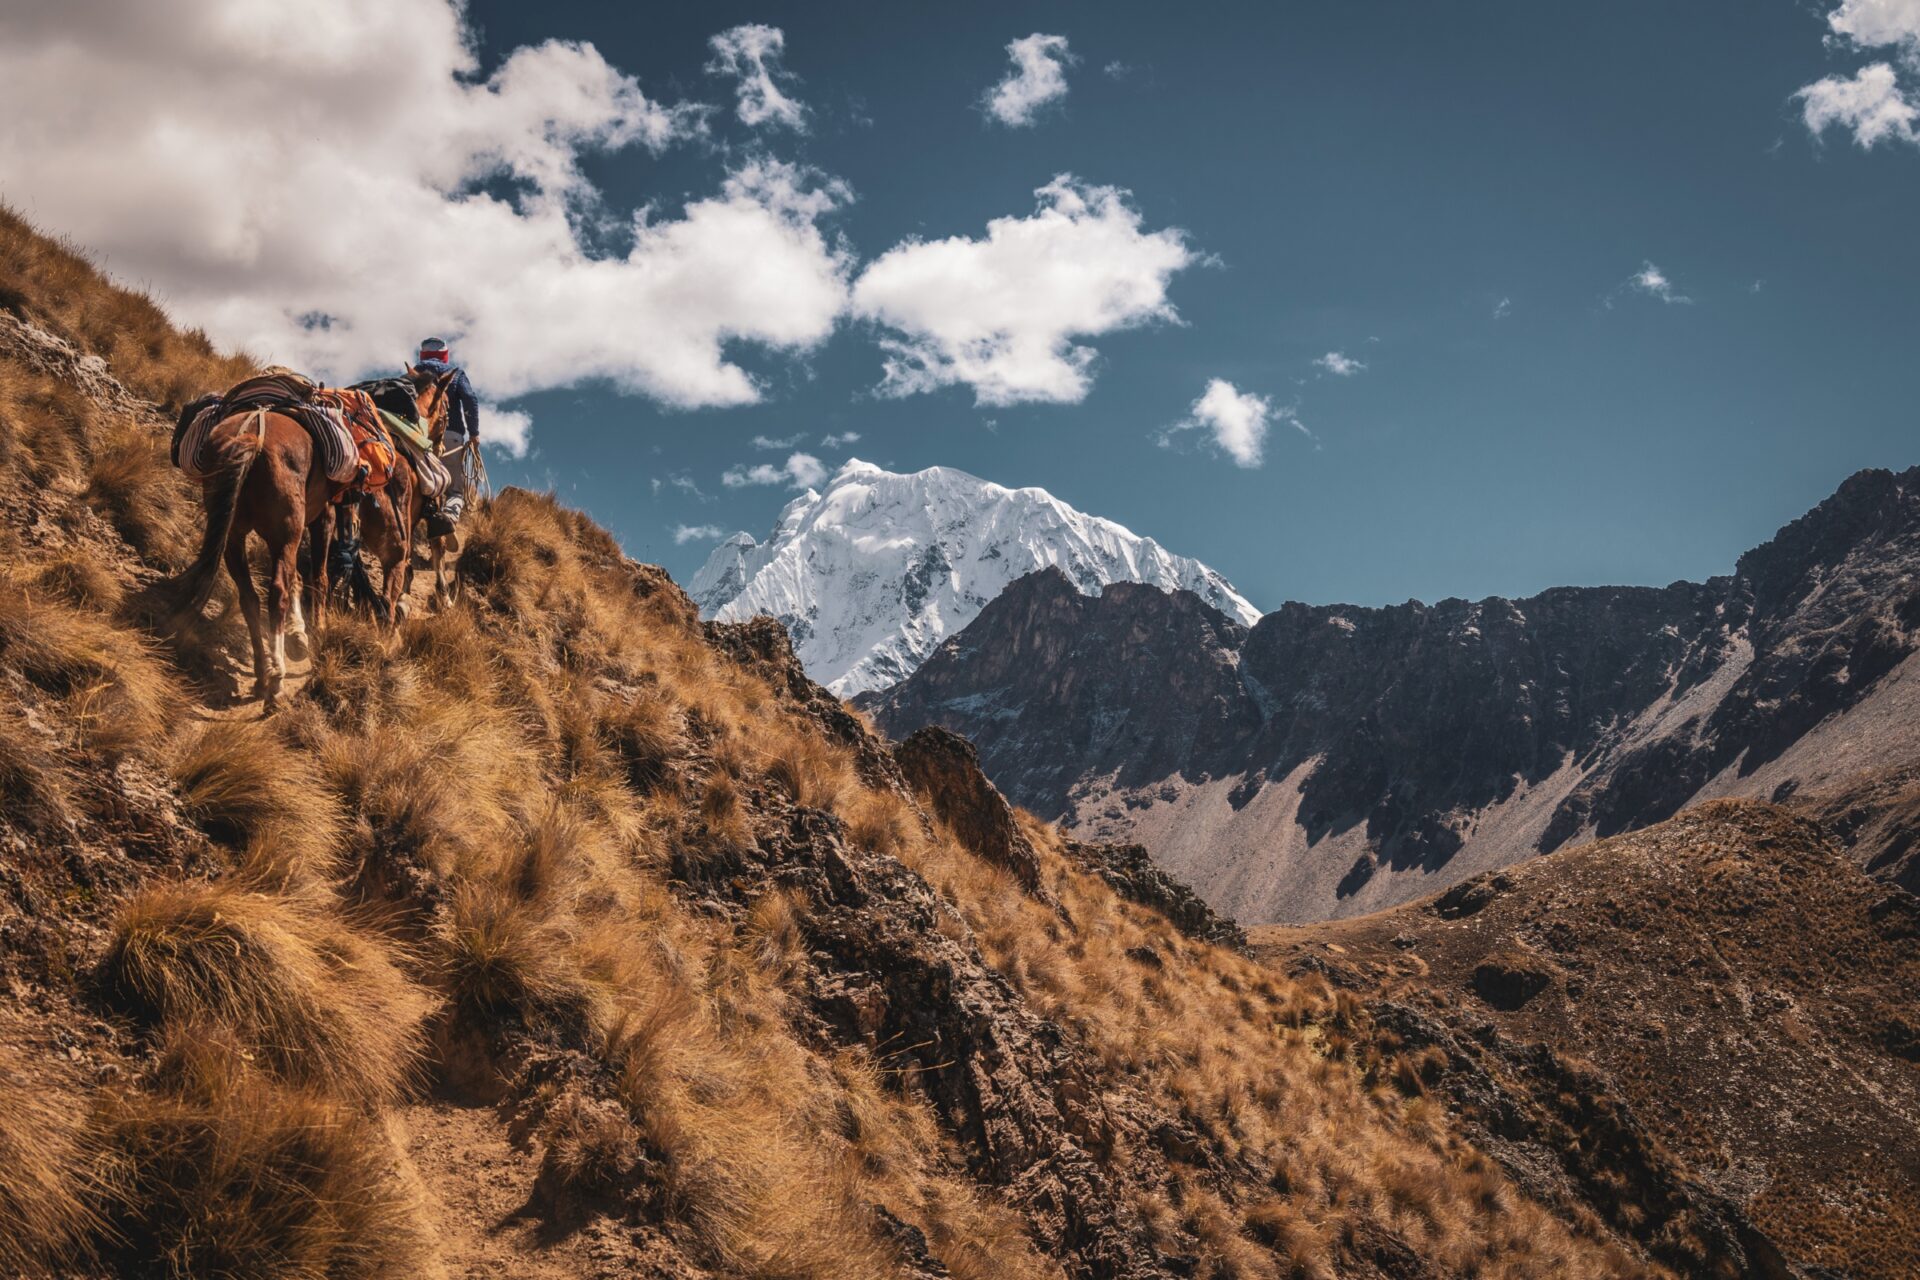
[285,632,309,661]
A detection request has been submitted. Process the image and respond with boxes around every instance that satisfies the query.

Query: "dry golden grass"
[31,548,124,610]
[81,414,199,569]
[0,574,177,756]
[102,881,430,1107]
[167,720,344,888]
[0,202,1660,1277]
[0,364,91,489]
[0,204,254,413]
[0,1041,100,1277]
[97,1029,431,1280]
[0,702,73,833]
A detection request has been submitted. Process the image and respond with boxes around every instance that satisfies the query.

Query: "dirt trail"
[196,536,455,721]
[401,1099,600,1280]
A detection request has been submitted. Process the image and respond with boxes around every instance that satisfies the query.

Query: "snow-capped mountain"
[691,459,1260,695]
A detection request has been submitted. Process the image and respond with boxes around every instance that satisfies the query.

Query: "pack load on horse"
[354,376,454,501]
[307,384,404,621]
[173,368,360,487]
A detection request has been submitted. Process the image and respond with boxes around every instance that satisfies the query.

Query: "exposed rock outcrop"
[894,727,1045,892]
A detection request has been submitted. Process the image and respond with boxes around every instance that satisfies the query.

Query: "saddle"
[172,368,359,485]
[312,388,398,496]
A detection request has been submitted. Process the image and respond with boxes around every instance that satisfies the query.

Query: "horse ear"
[436,370,456,390]
[403,362,416,378]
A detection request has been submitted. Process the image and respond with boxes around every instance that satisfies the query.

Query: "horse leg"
[224,535,268,701]
[304,513,332,638]
[433,534,458,606]
[285,561,310,661]
[256,487,305,711]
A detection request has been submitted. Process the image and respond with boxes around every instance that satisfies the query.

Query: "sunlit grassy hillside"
[0,205,1673,1279]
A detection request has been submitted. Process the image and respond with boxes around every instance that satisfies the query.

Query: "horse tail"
[173,412,265,618]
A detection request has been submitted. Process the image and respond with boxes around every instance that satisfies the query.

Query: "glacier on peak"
[691,458,1260,696]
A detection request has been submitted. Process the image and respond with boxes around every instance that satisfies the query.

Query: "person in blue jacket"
[415,337,480,538]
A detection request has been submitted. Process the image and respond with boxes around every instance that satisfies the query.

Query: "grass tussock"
[97,1030,431,1280]
[31,548,124,611]
[103,881,429,1107]
[0,576,176,755]
[168,720,344,887]
[0,703,73,832]
[0,1041,101,1277]
[81,414,199,568]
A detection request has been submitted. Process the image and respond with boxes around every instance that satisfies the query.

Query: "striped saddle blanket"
[174,371,359,485]
[175,402,359,485]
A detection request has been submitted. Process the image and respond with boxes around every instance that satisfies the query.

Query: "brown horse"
[355,370,455,619]
[173,407,343,711]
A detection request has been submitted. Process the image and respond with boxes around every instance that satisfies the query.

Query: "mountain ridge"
[862,464,1920,922]
[692,458,1258,694]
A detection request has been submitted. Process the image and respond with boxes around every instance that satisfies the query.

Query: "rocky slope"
[862,467,1920,922]
[2,206,1718,1280]
[692,459,1258,695]
[1250,802,1920,1280]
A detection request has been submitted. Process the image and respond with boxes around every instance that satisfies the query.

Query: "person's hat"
[419,338,449,359]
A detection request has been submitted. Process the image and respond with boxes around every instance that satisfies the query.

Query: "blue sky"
[5,1,1916,609]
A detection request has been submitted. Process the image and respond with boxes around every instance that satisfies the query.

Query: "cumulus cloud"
[1799,62,1919,146]
[1795,3,1920,147]
[707,23,808,131]
[751,432,807,450]
[1162,380,1281,469]
[1493,297,1512,319]
[983,34,1075,126]
[1825,0,1920,58]
[484,405,534,458]
[820,431,861,447]
[0,0,855,445]
[673,524,727,544]
[1314,351,1366,377]
[851,176,1195,406]
[723,451,827,489]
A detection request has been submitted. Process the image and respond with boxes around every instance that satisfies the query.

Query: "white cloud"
[1825,0,1920,58]
[1314,351,1366,377]
[851,175,1195,406]
[673,524,726,544]
[1165,379,1276,469]
[0,1,854,435]
[1493,296,1512,319]
[983,34,1074,127]
[1793,4,1920,148]
[707,23,808,131]
[1624,261,1692,305]
[483,405,533,458]
[751,432,806,450]
[820,431,861,447]
[722,451,826,489]
[1798,62,1919,146]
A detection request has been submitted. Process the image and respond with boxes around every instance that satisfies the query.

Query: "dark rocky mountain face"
[861,466,1920,922]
